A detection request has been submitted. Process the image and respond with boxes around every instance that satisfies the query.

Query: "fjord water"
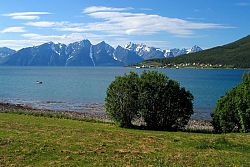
[0,67,247,119]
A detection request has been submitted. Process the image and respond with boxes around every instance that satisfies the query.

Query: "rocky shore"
[0,102,213,132]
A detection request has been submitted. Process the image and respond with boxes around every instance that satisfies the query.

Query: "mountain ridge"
[0,41,202,66]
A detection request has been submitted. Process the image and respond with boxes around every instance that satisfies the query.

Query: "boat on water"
[36,81,43,84]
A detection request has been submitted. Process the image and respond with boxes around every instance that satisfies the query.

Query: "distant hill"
[145,35,250,68]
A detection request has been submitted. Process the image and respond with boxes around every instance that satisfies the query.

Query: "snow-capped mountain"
[4,41,122,66]
[125,42,202,59]
[164,45,203,58]
[1,40,202,66]
[113,45,143,65]
[125,42,165,60]
[65,40,93,66]
[188,45,203,53]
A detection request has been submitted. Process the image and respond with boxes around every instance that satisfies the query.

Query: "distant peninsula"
[136,35,250,69]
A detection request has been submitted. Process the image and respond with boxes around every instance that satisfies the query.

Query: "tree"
[105,72,139,127]
[139,71,193,130]
[105,71,194,131]
[211,73,250,133]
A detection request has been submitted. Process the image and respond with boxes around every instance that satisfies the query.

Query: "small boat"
[36,81,43,84]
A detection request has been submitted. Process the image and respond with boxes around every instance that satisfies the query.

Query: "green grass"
[1,113,250,166]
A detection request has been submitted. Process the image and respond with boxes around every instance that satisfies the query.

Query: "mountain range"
[144,35,250,68]
[0,40,202,66]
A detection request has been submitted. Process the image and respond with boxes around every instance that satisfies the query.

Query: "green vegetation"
[141,35,250,69]
[212,73,250,133]
[105,72,140,127]
[139,71,193,130]
[1,112,250,166]
[105,71,193,130]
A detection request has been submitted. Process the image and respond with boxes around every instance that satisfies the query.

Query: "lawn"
[0,112,250,166]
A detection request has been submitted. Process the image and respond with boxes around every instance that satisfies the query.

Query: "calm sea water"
[0,67,248,119]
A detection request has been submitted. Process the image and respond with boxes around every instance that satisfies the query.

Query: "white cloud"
[133,40,170,49]
[51,6,229,37]
[0,40,42,50]
[25,21,66,27]
[17,32,170,50]
[107,39,170,49]
[1,6,232,49]
[21,32,128,46]
[21,33,82,42]
[55,27,88,32]
[21,32,110,46]
[83,6,132,13]
[25,21,86,29]
[82,10,227,36]
[0,33,88,50]
[3,12,51,16]
[0,26,26,33]
[11,15,40,20]
[23,6,230,37]
[3,12,51,20]
[1,32,171,51]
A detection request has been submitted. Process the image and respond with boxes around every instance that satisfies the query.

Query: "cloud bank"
[1,26,26,33]
[3,12,51,20]
[1,6,231,49]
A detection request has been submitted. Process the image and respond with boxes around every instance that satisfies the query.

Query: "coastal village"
[136,63,226,69]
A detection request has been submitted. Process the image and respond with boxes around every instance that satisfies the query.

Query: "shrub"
[211,73,250,133]
[105,72,140,127]
[139,71,193,130]
[105,71,194,130]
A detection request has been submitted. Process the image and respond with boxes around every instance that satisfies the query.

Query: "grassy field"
[0,112,250,167]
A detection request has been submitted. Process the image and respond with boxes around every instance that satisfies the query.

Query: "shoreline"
[0,102,213,131]
[1,99,212,120]
[129,66,250,70]
[0,102,110,122]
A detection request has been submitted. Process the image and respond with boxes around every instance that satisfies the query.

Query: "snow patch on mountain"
[89,45,95,66]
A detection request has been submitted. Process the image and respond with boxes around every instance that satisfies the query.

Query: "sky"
[0,0,250,50]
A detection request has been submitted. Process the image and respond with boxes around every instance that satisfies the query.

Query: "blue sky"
[0,0,250,50]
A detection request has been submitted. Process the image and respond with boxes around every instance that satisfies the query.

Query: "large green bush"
[211,73,250,133]
[105,71,194,130]
[139,71,193,130]
[105,72,140,127]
